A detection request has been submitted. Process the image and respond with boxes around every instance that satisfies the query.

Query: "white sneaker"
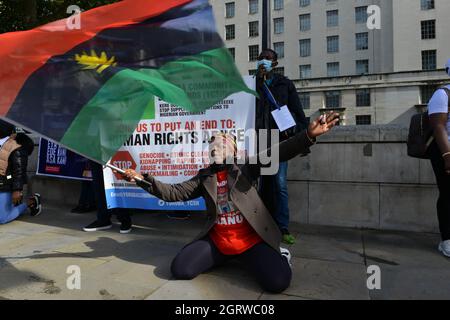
[438,240,450,258]
[280,247,292,267]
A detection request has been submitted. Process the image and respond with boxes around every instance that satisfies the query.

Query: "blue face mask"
[257,59,273,73]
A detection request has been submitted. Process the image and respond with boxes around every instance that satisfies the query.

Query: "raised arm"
[122,169,204,202]
[246,112,339,178]
[257,112,338,161]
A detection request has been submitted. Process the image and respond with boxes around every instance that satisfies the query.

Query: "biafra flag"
[0,0,254,163]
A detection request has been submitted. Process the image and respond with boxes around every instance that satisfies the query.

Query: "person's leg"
[274,162,295,244]
[0,192,28,224]
[72,181,93,213]
[430,142,450,241]
[90,161,111,223]
[85,181,96,208]
[258,175,276,215]
[117,209,133,234]
[238,242,292,294]
[171,236,229,280]
[79,180,90,206]
[83,162,113,231]
[274,161,290,231]
[117,209,131,223]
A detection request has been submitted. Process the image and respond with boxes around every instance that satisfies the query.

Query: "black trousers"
[78,180,95,207]
[429,142,450,241]
[170,236,292,294]
[90,161,131,224]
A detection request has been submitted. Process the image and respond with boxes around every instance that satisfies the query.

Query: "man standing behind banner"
[255,49,309,245]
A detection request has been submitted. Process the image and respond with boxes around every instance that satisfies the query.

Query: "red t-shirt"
[209,170,262,255]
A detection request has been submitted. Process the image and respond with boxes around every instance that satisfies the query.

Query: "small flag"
[0,0,254,163]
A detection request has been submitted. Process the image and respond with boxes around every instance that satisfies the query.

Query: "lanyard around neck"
[262,83,281,110]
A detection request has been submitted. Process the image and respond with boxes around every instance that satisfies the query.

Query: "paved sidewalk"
[0,206,449,300]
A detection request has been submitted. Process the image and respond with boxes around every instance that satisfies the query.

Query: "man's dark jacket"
[256,73,309,144]
[0,134,34,192]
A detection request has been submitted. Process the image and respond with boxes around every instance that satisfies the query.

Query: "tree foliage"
[0,0,120,34]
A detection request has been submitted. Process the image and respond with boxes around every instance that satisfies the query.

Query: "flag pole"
[105,162,152,187]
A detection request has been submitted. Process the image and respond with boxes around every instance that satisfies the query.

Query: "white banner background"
[103,76,255,211]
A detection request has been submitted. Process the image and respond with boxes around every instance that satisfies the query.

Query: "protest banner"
[103,76,256,211]
[36,138,92,181]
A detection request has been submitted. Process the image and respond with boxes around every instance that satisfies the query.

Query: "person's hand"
[444,155,450,175]
[121,169,144,182]
[12,191,23,206]
[307,112,340,139]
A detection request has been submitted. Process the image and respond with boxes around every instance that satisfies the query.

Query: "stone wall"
[287,125,439,233]
[25,126,440,233]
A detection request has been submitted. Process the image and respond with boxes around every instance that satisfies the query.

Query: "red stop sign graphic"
[111,151,137,180]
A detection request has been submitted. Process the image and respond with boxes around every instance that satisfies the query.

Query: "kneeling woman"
[122,113,339,293]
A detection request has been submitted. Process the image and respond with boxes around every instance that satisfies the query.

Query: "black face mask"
[0,119,14,139]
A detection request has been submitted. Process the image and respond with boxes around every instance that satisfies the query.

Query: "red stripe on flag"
[0,0,192,116]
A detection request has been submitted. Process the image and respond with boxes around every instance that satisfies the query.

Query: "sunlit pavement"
[0,206,449,300]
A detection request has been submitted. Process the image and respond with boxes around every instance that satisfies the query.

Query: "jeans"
[429,142,450,241]
[258,161,290,232]
[274,161,290,232]
[0,192,28,224]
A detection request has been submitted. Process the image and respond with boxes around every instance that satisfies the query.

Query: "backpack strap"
[440,87,450,113]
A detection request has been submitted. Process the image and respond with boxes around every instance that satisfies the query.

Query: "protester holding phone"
[119,112,339,293]
[255,49,309,245]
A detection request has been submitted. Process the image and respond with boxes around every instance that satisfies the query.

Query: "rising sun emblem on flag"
[75,50,118,73]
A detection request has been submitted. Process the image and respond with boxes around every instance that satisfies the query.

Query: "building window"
[356,32,369,50]
[325,91,341,108]
[299,0,310,7]
[274,0,284,10]
[327,36,339,53]
[422,50,437,70]
[225,25,235,40]
[249,21,259,37]
[249,45,259,61]
[274,18,284,34]
[356,89,371,106]
[273,42,284,59]
[273,67,285,76]
[299,39,311,57]
[420,85,438,104]
[355,6,368,24]
[421,20,436,39]
[299,14,311,31]
[356,60,369,75]
[327,62,340,77]
[249,0,258,14]
[356,115,372,125]
[299,65,312,79]
[228,48,235,60]
[225,2,235,18]
[421,0,435,10]
[327,10,339,28]
[299,92,310,110]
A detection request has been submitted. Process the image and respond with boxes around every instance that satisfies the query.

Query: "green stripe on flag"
[61,47,255,162]
[142,98,156,120]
